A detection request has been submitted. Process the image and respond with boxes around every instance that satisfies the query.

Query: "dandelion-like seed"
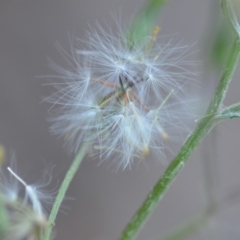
[6,167,49,240]
[0,154,54,240]
[48,22,194,169]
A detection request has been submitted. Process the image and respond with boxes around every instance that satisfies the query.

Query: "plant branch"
[118,5,240,239]
[43,143,88,240]
[222,0,240,37]
[217,102,240,119]
[157,212,209,240]
[156,183,240,240]
[0,197,8,239]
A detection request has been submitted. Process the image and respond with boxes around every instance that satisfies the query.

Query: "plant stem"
[224,102,240,112]
[217,102,240,119]
[118,36,240,240]
[222,0,240,36]
[43,142,88,240]
[0,147,8,239]
[158,180,240,240]
[158,212,208,240]
[0,198,8,239]
[208,38,240,113]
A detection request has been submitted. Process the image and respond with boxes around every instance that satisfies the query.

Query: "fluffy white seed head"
[0,155,54,240]
[48,21,195,169]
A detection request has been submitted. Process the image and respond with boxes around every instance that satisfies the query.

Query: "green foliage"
[210,21,232,68]
[127,0,167,47]
[119,1,240,239]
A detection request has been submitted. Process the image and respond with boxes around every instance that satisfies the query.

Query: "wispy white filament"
[47,22,196,169]
[7,167,43,215]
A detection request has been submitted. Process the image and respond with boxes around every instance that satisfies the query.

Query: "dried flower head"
[47,22,195,169]
[0,155,54,240]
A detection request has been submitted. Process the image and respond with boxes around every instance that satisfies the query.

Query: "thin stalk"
[155,177,240,240]
[158,213,208,240]
[224,102,240,112]
[118,36,240,240]
[158,183,240,240]
[0,147,8,238]
[222,0,240,36]
[217,112,240,119]
[0,197,8,239]
[217,102,240,119]
[43,142,88,240]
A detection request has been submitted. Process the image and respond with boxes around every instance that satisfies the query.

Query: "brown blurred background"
[0,0,240,239]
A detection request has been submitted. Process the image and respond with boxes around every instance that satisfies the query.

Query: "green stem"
[208,38,240,113]
[118,37,240,240]
[158,213,208,240]
[218,112,240,119]
[157,198,222,240]
[217,102,240,119]
[0,197,8,239]
[43,143,88,240]
[222,0,240,37]
[225,102,240,112]
[158,180,240,240]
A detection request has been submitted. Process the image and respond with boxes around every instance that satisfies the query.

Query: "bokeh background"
[0,0,240,239]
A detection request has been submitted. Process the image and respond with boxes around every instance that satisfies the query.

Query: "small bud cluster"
[48,23,195,169]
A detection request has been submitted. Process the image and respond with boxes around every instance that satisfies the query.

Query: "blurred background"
[0,0,240,239]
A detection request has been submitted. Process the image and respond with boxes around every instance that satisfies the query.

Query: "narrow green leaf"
[127,0,167,47]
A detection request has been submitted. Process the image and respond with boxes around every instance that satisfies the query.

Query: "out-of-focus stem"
[158,212,209,240]
[43,142,88,240]
[0,197,8,240]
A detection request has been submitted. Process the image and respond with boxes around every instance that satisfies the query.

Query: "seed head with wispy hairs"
[47,22,195,169]
[0,153,54,240]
